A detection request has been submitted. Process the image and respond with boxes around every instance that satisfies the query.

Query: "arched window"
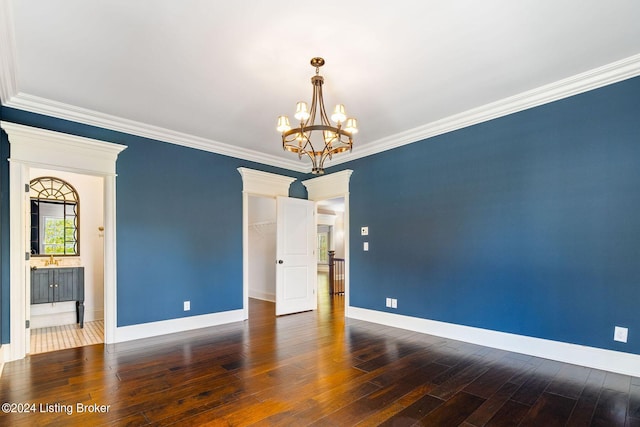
[30,177,80,256]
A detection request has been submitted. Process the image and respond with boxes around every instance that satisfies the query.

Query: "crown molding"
[3,92,309,173]
[0,0,18,104]
[329,53,640,167]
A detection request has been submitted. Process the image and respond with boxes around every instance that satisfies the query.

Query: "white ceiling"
[2,1,640,172]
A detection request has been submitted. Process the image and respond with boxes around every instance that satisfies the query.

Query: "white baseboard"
[84,308,104,322]
[30,308,103,328]
[347,306,640,377]
[0,345,4,377]
[31,312,77,328]
[249,290,275,302]
[113,309,245,343]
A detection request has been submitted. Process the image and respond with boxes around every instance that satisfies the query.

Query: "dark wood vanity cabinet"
[30,267,85,328]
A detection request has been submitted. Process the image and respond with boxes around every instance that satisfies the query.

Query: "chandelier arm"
[300,131,316,159]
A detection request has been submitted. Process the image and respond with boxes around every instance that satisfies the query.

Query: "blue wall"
[332,76,640,355]
[0,108,307,334]
[2,75,639,354]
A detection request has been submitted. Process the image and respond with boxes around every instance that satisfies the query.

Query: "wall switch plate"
[391,299,398,309]
[363,242,369,251]
[614,326,628,343]
[386,298,392,308]
[184,301,191,311]
[361,226,369,236]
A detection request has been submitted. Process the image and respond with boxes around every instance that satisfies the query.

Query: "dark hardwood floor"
[1,279,639,426]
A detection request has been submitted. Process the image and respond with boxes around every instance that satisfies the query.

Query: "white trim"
[249,290,275,303]
[303,170,352,316]
[1,123,126,361]
[327,54,640,167]
[317,213,336,227]
[8,161,28,360]
[237,167,297,320]
[113,309,244,343]
[0,0,18,103]
[348,306,640,377]
[2,122,126,175]
[103,176,118,344]
[302,170,353,201]
[237,167,296,197]
[0,344,6,377]
[4,93,309,173]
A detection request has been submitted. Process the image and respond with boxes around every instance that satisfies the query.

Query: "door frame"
[2,122,126,361]
[238,167,296,319]
[302,170,353,315]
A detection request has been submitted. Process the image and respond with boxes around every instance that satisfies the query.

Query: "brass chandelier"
[277,57,358,174]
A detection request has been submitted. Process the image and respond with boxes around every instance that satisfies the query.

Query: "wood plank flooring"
[1,290,638,426]
[30,320,104,354]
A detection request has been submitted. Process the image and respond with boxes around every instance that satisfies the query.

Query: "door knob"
[278,260,284,264]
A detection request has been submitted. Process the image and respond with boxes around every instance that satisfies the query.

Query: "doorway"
[316,197,346,308]
[239,167,351,318]
[302,170,352,316]
[3,122,126,361]
[28,168,105,354]
[246,193,317,317]
[247,195,277,303]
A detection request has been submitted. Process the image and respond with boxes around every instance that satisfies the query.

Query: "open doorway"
[316,197,345,309]
[4,122,125,362]
[302,169,352,316]
[247,195,277,303]
[28,168,105,354]
[240,168,348,319]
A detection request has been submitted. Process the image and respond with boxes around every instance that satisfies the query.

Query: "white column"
[8,160,28,360]
[103,175,117,344]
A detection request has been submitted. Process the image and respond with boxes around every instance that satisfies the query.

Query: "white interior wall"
[29,168,104,328]
[318,205,345,259]
[248,196,276,302]
[333,211,345,259]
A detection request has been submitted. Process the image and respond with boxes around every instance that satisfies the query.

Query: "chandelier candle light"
[277,57,358,174]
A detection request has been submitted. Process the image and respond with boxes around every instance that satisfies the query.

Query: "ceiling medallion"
[277,57,358,174]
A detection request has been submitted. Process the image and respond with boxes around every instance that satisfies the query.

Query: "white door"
[275,196,317,316]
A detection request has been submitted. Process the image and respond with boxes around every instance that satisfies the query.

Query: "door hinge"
[26,320,30,329]
[25,252,30,261]
[25,183,30,193]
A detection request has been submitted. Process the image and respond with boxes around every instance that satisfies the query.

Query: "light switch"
[614,326,628,343]
[363,242,369,251]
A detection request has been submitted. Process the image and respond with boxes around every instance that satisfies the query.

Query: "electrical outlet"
[386,298,392,308]
[614,326,628,343]
[391,299,398,309]
[184,301,191,311]
[361,226,368,236]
